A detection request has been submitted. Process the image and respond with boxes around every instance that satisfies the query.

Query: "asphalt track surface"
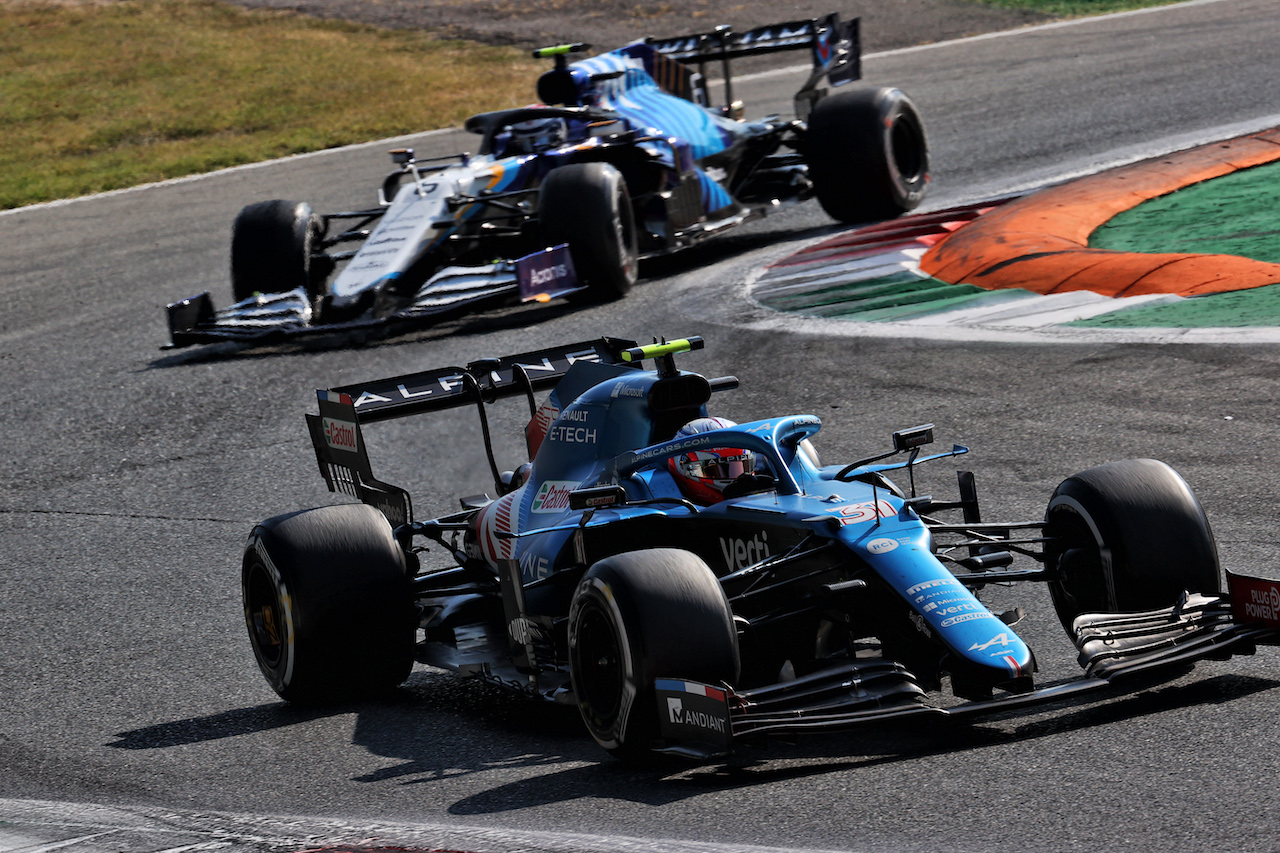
[4,1,1280,851]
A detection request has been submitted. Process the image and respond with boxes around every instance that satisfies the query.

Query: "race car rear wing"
[329,336,638,422]
[306,337,639,522]
[647,12,861,114]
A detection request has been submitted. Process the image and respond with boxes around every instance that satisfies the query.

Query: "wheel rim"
[1048,510,1113,617]
[889,112,926,184]
[245,560,286,670]
[574,599,625,722]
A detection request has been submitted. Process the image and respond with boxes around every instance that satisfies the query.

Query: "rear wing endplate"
[306,391,414,526]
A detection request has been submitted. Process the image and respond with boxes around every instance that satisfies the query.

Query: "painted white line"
[0,126,463,219]
[976,293,1182,328]
[5,831,121,852]
[0,797,852,853]
[940,114,1280,209]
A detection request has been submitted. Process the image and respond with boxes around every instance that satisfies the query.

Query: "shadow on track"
[443,673,1279,814]
[106,668,1278,810]
[143,300,583,370]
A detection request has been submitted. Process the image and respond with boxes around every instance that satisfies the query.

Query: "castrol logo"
[322,417,358,452]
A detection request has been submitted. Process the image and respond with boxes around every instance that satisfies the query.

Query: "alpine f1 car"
[167,12,929,347]
[241,336,1278,761]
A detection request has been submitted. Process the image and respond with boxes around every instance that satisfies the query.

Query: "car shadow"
[107,669,1279,812]
[441,671,1280,814]
[144,299,583,370]
[640,219,842,281]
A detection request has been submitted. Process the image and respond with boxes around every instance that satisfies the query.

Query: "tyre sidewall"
[243,532,300,695]
[540,163,638,301]
[568,574,641,751]
[231,199,324,302]
[242,504,414,703]
[1045,459,1220,629]
[807,87,929,223]
[567,549,738,759]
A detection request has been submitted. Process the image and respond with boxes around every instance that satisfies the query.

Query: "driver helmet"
[505,115,567,154]
[667,417,755,505]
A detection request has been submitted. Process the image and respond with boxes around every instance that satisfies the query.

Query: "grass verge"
[1,0,540,210]
[4,0,1184,210]
[975,0,1181,15]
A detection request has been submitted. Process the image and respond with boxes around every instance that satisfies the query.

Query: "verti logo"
[322,417,358,452]
[720,531,770,570]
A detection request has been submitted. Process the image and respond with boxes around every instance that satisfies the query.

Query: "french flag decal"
[655,679,726,701]
[317,390,353,406]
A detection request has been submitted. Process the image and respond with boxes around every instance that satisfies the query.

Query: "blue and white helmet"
[505,116,567,153]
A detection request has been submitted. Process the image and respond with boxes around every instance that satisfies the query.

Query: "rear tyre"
[540,163,639,302]
[568,549,739,762]
[806,87,929,224]
[1043,458,1221,633]
[242,504,415,703]
[231,199,327,302]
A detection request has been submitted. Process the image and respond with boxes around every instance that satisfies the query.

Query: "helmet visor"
[681,451,752,481]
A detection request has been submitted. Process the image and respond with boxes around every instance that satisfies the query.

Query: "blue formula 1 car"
[241,336,1280,762]
[167,12,929,347]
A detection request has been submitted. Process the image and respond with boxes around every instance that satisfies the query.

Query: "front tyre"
[539,163,639,302]
[568,549,738,762]
[1044,458,1221,632]
[231,199,328,302]
[806,87,929,224]
[242,504,415,703]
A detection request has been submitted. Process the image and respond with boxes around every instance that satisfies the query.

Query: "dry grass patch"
[1,0,539,209]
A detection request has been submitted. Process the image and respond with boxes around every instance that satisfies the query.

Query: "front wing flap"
[163,246,580,348]
[653,578,1279,759]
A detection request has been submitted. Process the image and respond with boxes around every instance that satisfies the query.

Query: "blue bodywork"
[467,358,1033,686]
[313,337,1034,700]
[291,335,1276,760]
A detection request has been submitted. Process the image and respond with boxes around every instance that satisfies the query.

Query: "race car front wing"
[164,245,579,348]
[654,573,1280,760]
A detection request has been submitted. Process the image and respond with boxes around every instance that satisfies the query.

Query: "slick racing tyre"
[806,87,929,224]
[231,199,328,302]
[568,549,738,762]
[1043,459,1221,633]
[242,503,415,704]
[539,162,639,302]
